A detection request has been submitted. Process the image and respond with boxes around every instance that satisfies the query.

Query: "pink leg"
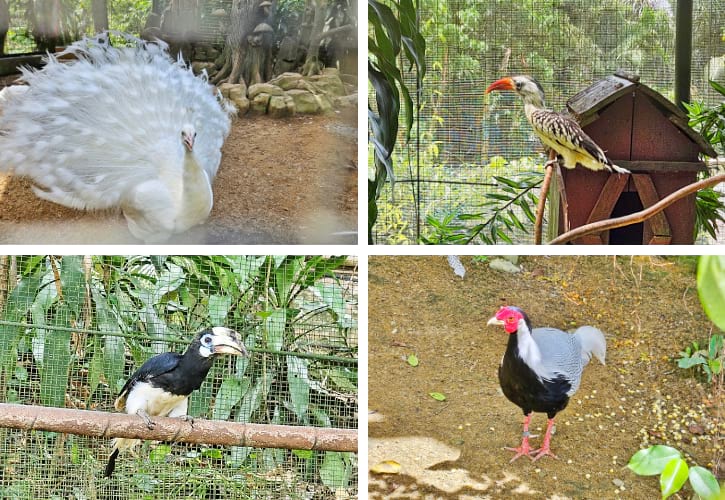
[505,414,537,462]
[532,417,560,461]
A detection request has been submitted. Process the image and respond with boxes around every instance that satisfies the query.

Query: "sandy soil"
[0,109,357,244]
[368,256,722,499]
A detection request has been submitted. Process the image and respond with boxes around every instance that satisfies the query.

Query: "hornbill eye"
[202,334,213,345]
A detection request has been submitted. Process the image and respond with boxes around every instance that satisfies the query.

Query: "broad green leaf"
[407,354,419,367]
[688,465,721,500]
[628,445,682,476]
[292,449,313,460]
[287,355,310,424]
[319,451,350,489]
[87,341,104,400]
[201,448,223,459]
[58,256,85,317]
[697,256,725,331]
[238,369,274,423]
[265,308,286,351]
[212,378,244,421]
[678,356,706,369]
[91,287,125,393]
[149,444,172,463]
[39,309,72,408]
[660,458,688,499]
[208,295,232,325]
[429,392,446,401]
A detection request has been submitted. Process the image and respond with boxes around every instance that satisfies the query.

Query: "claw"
[136,409,155,429]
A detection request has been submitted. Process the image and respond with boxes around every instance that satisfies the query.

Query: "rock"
[489,258,521,274]
[308,72,346,96]
[218,82,237,99]
[269,72,304,90]
[334,93,357,108]
[612,479,625,488]
[250,93,270,114]
[268,95,295,118]
[191,61,216,75]
[228,83,247,102]
[285,89,322,114]
[247,83,284,98]
[232,95,250,115]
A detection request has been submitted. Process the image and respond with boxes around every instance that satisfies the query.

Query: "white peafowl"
[0,32,235,243]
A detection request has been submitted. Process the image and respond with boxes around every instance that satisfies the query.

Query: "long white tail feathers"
[575,326,607,366]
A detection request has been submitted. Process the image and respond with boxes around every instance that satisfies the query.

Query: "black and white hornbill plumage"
[487,306,606,462]
[104,327,247,477]
[485,75,629,174]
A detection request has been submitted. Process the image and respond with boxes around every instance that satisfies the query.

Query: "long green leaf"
[287,355,310,424]
[697,256,725,331]
[659,458,688,499]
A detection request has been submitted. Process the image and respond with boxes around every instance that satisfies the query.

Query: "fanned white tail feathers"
[0,32,234,241]
[573,326,607,366]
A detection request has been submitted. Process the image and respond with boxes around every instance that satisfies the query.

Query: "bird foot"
[505,444,536,462]
[531,446,559,462]
[544,159,558,169]
[136,409,155,430]
[179,414,195,427]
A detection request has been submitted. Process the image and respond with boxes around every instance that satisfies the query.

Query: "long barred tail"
[105,437,141,477]
[574,326,607,366]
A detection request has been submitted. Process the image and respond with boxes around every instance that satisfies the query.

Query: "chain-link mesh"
[372,0,725,244]
[0,255,358,499]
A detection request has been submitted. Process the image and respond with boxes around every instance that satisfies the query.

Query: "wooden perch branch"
[0,403,357,452]
[549,173,725,245]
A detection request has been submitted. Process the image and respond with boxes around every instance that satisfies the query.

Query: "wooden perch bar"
[0,403,357,452]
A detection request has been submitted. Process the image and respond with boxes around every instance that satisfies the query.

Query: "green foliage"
[677,335,723,382]
[368,0,426,243]
[698,255,725,332]
[421,169,543,244]
[628,445,721,500]
[684,80,725,156]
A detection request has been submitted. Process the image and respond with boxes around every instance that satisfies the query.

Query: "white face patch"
[199,332,215,358]
[124,381,189,417]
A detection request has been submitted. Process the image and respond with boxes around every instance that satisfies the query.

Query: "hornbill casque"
[104,327,248,477]
[485,75,630,174]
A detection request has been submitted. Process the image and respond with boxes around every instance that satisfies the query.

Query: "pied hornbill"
[485,75,630,174]
[105,327,247,477]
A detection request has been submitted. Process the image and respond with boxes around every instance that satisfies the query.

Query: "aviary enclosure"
[0,0,358,244]
[370,0,725,245]
[0,255,358,498]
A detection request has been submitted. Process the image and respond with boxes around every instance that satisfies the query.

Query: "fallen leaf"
[370,460,401,475]
[407,354,419,367]
[429,392,446,401]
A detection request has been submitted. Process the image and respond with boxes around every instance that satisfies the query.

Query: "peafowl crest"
[0,32,236,243]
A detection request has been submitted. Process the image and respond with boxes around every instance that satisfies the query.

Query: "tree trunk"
[0,0,8,56]
[32,0,64,52]
[302,0,327,76]
[213,0,259,85]
[91,0,108,33]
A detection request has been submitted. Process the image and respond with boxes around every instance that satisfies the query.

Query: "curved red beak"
[485,77,516,94]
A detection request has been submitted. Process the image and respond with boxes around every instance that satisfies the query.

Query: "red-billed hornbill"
[486,76,629,174]
[104,327,247,477]
[487,306,606,462]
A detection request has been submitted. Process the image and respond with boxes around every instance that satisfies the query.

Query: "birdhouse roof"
[567,70,717,158]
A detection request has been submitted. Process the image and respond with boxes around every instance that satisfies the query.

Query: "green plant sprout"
[627,445,721,499]
[677,335,723,382]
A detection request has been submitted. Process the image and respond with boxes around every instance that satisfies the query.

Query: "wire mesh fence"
[2,0,158,55]
[372,0,725,245]
[0,255,358,499]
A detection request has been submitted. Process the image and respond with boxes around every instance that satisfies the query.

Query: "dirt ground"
[0,107,357,244]
[368,256,723,499]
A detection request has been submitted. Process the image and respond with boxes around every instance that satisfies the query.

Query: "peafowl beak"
[181,126,196,152]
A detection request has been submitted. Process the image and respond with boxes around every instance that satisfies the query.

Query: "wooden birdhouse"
[556,70,716,244]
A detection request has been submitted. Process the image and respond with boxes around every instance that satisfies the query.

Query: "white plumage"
[0,32,235,243]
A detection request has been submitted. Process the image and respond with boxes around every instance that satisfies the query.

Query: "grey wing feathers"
[531,327,585,394]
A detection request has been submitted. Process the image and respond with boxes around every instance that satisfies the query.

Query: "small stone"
[613,479,624,488]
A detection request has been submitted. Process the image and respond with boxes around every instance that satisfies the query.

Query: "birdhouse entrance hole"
[609,191,644,244]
